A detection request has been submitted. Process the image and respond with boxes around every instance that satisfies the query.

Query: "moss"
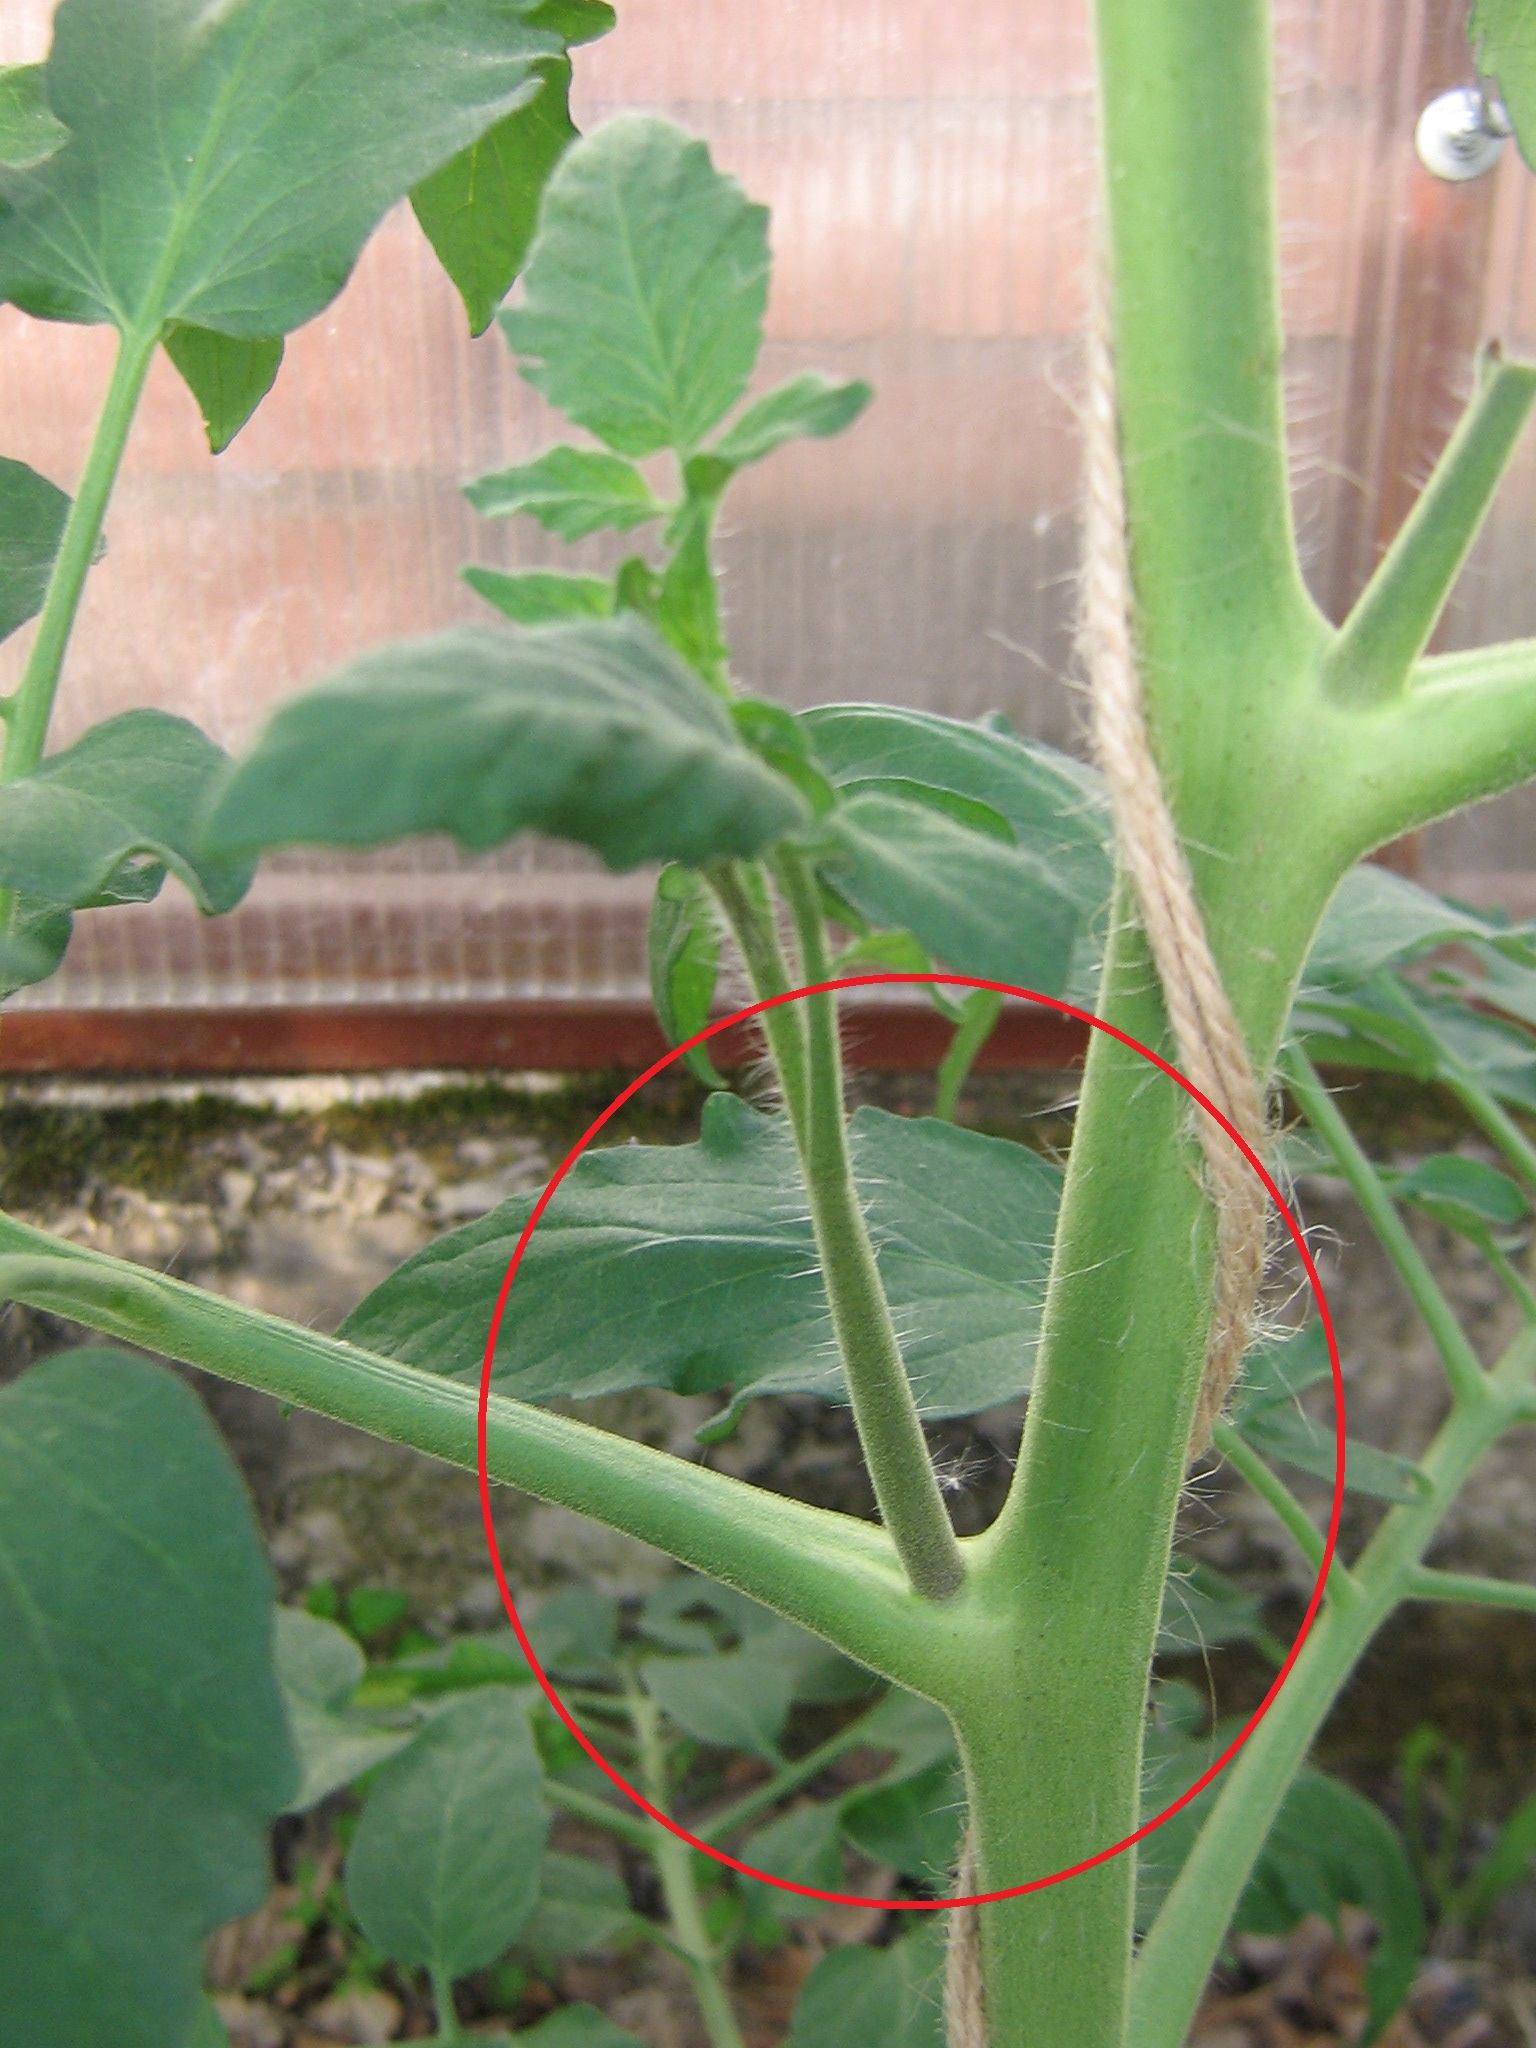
[0,1094,269,1206]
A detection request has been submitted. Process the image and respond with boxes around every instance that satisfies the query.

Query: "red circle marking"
[476,974,1344,1910]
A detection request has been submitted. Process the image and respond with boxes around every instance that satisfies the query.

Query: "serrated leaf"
[714,373,873,468]
[346,1688,549,1982]
[502,116,770,455]
[0,455,76,643]
[463,567,614,624]
[742,1802,846,1915]
[273,1609,412,1813]
[343,1096,1061,1422]
[466,446,664,539]
[1473,2,1536,168]
[1304,865,1534,988]
[0,711,254,917]
[0,65,66,171]
[788,1922,946,2048]
[206,618,806,873]
[1156,1559,1264,1657]
[163,327,283,454]
[641,1645,793,1759]
[516,1852,635,1962]
[649,864,726,1088]
[821,785,1080,994]
[1388,1153,1528,1234]
[0,0,562,340]
[518,2008,646,2048]
[1237,1404,1429,1505]
[0,1350,294,2048]
[413,51,578,337]
[841,1761,965,1882]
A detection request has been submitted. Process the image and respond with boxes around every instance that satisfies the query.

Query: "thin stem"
[699,1702,882,1844]
[1406,1565,1536,1615]
[546,1777,656,1852]
[1282,1047,1487,1408]
[1486,1238,1536,1322]
[1323,353,1536,705]
[429,1960,463,2045]
[1210,1420,1336,1583]
[1131,1332,1531,2048]
[1,326,155,784]
[628,1677,747,2048]
[934,988,1003,1122]
[0,1220,937,1690]
[773,849,965,1604]
[704,862,809,1147]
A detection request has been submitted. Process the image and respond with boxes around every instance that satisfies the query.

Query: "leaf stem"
[1406,1565,1536,1615]
[772,849,966,1603]
[1,325,155,786]
[704,862,809,1147]
[428,1961,464,2045]
[0,1219,935,1690]
[1210,1420,1336,1582]
[698,1700,882,1844]
[1282,1047,1487,1408]
[1448,1070,1536,1195]
[628,1676,747,2048]
[1323,352,1536,705]
[545,1777,656,1852]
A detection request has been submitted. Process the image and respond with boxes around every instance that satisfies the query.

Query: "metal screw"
[1415,85,1512,182]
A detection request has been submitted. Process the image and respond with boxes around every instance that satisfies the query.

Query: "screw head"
[1416,85,1510,182]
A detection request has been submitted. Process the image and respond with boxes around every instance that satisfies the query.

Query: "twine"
[941,234,1271,2048]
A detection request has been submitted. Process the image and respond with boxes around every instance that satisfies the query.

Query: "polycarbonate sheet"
[0,1,1524,1007]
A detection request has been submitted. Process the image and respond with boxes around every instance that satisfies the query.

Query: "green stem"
[1449,1071,1536,1194]
[429,1961,464,2046]
[628,1678,747,2048]
[773,850,965,1604]
[1210,1421,1336,1582]
[705,862,810,1148]
[1,326,155,781]
[1131,1340,1531,2048]
[546,1777,656,1852]
[1283,1047,1487,1407]
[1406,1565,1536,1615]
[699,1702,881,1844]
[1323,353,1536,705]
[934,988,1003,1122]
[0,1221,939,1690]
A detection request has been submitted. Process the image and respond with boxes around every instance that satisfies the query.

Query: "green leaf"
[0,455,76,643]
[0,65,67,171]
[185,2001,232,2048]
[1304,865,1534,988]
[840,1760,965,1881]
[648,864,726,1088]
[640,1645,794,1759]
[163,327,283,454]
[1234,1773,1425,2042]
[526,1586,621,1682]
[346,1688,549,1982]
[517,2007,647,2048]
[1457,1788,1536,1924]
[0,909,71,997]
[1388,1153,1529,1235]
[465,446,664,539]
[1473,2,1536,168]
[206,618,806,873]
[850,1688,959,1785]
[656,486,729,688]
[501,116,770,455]
[1237,1404,1430,1505]
[788,1922,947,2048]
[741,1802,847,1915]
[343,1095,1062,1422]
[0,711,254,917]
[412,45,582,338]
[1229,1322,1333,1423]
[713,374,873,468]
[0,1349,294,2048]
[1156,1559,1264,1657]
[516,1852,635,1963]
[820,785,1080,994]
[463,566,614,624]
[273,1609,412,1813]
[0,0,563,338]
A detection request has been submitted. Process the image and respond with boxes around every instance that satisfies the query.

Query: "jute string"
[941,240,1271,2048]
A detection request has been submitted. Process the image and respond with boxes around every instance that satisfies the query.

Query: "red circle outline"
[476,974,1344,1909]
